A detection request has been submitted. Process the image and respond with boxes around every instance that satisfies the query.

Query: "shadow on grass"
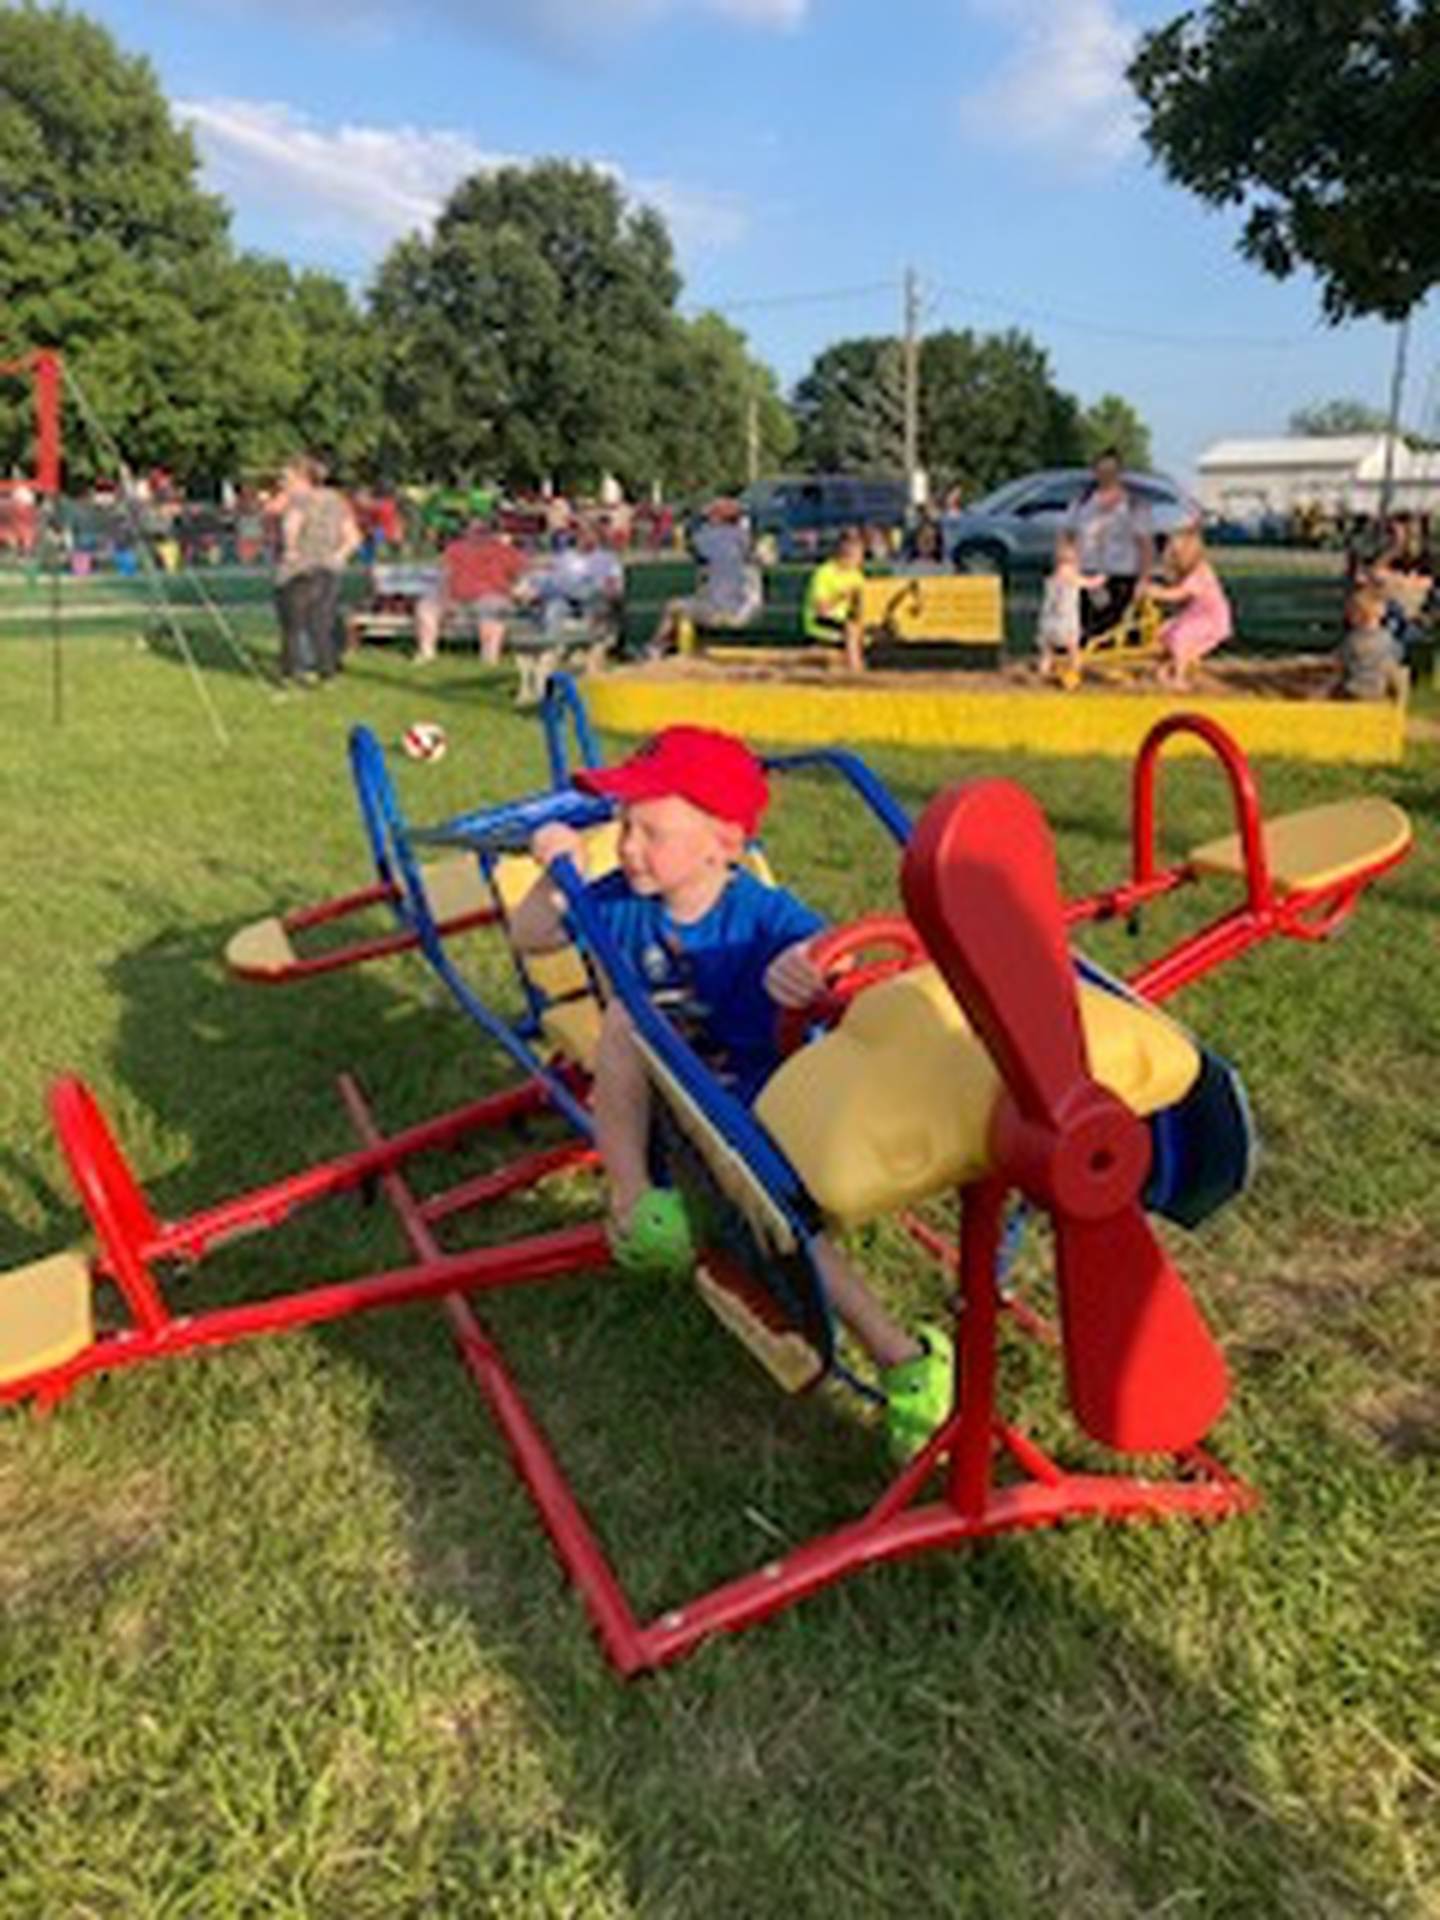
[42,908,1401,1917]
[141,615,284,684]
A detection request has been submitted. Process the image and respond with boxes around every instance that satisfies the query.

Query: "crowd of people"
[1032,449,1431,698]
[4,442,1431,699]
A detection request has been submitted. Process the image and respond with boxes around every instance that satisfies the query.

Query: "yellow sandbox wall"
[584,674,1406,764]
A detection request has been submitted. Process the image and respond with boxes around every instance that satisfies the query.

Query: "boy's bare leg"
[844,619,866,674]
[592,1000,654,1225]
[811,1236,921,1370]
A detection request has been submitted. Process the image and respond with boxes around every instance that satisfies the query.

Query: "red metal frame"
[228,878,500,985]
[342,1086,1252,1674]
[12,711,1411,1670]
[0,349,62,495]
[6,1065,1255,1672]
[1064,713,1412,1003]
[4,1073,609,1412]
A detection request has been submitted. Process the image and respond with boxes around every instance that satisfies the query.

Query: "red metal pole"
[32,351,61,496]
[149,1081,554,1261]
[948,1178,1006,1517]
[337,1074,649,1674]
[1132,714,1272,914]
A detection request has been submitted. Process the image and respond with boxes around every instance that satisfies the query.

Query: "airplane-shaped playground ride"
[0,682,1413,1673]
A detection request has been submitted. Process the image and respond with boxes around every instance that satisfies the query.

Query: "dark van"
[743,474,907,560]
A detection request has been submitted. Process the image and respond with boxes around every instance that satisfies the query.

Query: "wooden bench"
[660,569,1006,658]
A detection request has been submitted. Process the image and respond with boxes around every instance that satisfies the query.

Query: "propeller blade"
[903,779,1231,1455]
[902,780,1086,1130]
[1054,1203,1229,1453]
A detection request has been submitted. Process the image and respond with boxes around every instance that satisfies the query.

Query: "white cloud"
[177,98,748,262]
[959,0,1140,164]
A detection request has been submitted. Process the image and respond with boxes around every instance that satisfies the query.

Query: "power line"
[931,282,1316,352]
[685,280,896,316]
[692,268,1321,351]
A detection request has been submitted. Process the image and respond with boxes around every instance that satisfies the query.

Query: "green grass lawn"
[1,624,1436,1918]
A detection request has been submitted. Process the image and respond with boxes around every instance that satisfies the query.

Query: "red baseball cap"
[574,726,770,836]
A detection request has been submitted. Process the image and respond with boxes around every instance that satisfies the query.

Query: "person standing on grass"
[274,455,360,686]
[1066,447,1154,639]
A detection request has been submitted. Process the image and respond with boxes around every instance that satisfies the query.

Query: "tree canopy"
[0,2,382,486]
[1130,1,1440,322]
[1079,393,1153,469]
[793,328,1142,495]
[371,161,786,495]
[1288,397,1391,436]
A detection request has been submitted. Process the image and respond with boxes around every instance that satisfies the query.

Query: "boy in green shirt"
[803,527,868,672]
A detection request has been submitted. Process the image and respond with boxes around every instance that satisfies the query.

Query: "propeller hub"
[993,1087,1150,1222]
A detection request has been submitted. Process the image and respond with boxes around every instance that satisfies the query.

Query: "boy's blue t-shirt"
[583,867,825,1100]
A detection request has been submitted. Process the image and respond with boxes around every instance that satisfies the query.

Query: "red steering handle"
[775,913,929,1056]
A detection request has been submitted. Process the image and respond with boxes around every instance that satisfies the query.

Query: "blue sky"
[77,0,1438,482]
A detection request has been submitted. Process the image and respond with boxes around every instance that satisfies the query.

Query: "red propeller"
[901,779,1229,1455]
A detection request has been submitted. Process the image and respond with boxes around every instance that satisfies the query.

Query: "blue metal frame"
[346,722,594,1134]
[548,857,841,1372]
[541,671,603,784]
[760,748,913,847]
[351,683,1247,1301]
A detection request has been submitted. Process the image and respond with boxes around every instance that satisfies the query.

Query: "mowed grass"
[1,623,1437,1919]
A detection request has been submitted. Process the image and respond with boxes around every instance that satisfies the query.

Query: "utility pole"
[746,390,761,486]
[1379,313,1412,520]
[902,266,921,506]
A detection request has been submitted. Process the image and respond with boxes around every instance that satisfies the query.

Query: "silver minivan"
[941,468,1198,576]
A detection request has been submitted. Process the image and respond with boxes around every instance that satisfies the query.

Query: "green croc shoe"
[608,1188,695,1282]
[882,1324,955,1462]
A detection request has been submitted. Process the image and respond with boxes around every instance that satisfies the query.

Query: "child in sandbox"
[509,724,952,1457]
[1335,578,1407,702]
[1145,525,1233,691]
[1035,530,1105,686]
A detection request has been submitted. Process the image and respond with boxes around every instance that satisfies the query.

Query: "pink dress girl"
[1155,558,1232,679]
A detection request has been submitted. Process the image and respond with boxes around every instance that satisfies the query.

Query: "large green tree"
[0,1,230,480]
[1080,393,1153,469]
[0,3,382,486]
[1130,1,1440,322]
[794,328,1094,494]
[791,337,906,474]
[375,164,664,491]
[654,311,795,496]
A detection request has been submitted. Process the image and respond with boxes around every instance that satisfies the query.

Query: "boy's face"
[618,794,738,898]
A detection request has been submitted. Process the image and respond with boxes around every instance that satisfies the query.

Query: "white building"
[1195,434,1440,520]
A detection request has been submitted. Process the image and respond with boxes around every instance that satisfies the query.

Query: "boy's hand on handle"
[765,938,827,1009]
[531,823,587,873]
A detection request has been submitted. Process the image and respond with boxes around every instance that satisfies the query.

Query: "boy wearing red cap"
[510,725,951,1457]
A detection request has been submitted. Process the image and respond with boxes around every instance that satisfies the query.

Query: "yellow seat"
[224,914,296,978]
[0,1250,95,1386]
[420,853,492,923]
[1189,798,1412,896]
[755,966,1200,1228]
[224,857,492,979]
[540,997,604,1069]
